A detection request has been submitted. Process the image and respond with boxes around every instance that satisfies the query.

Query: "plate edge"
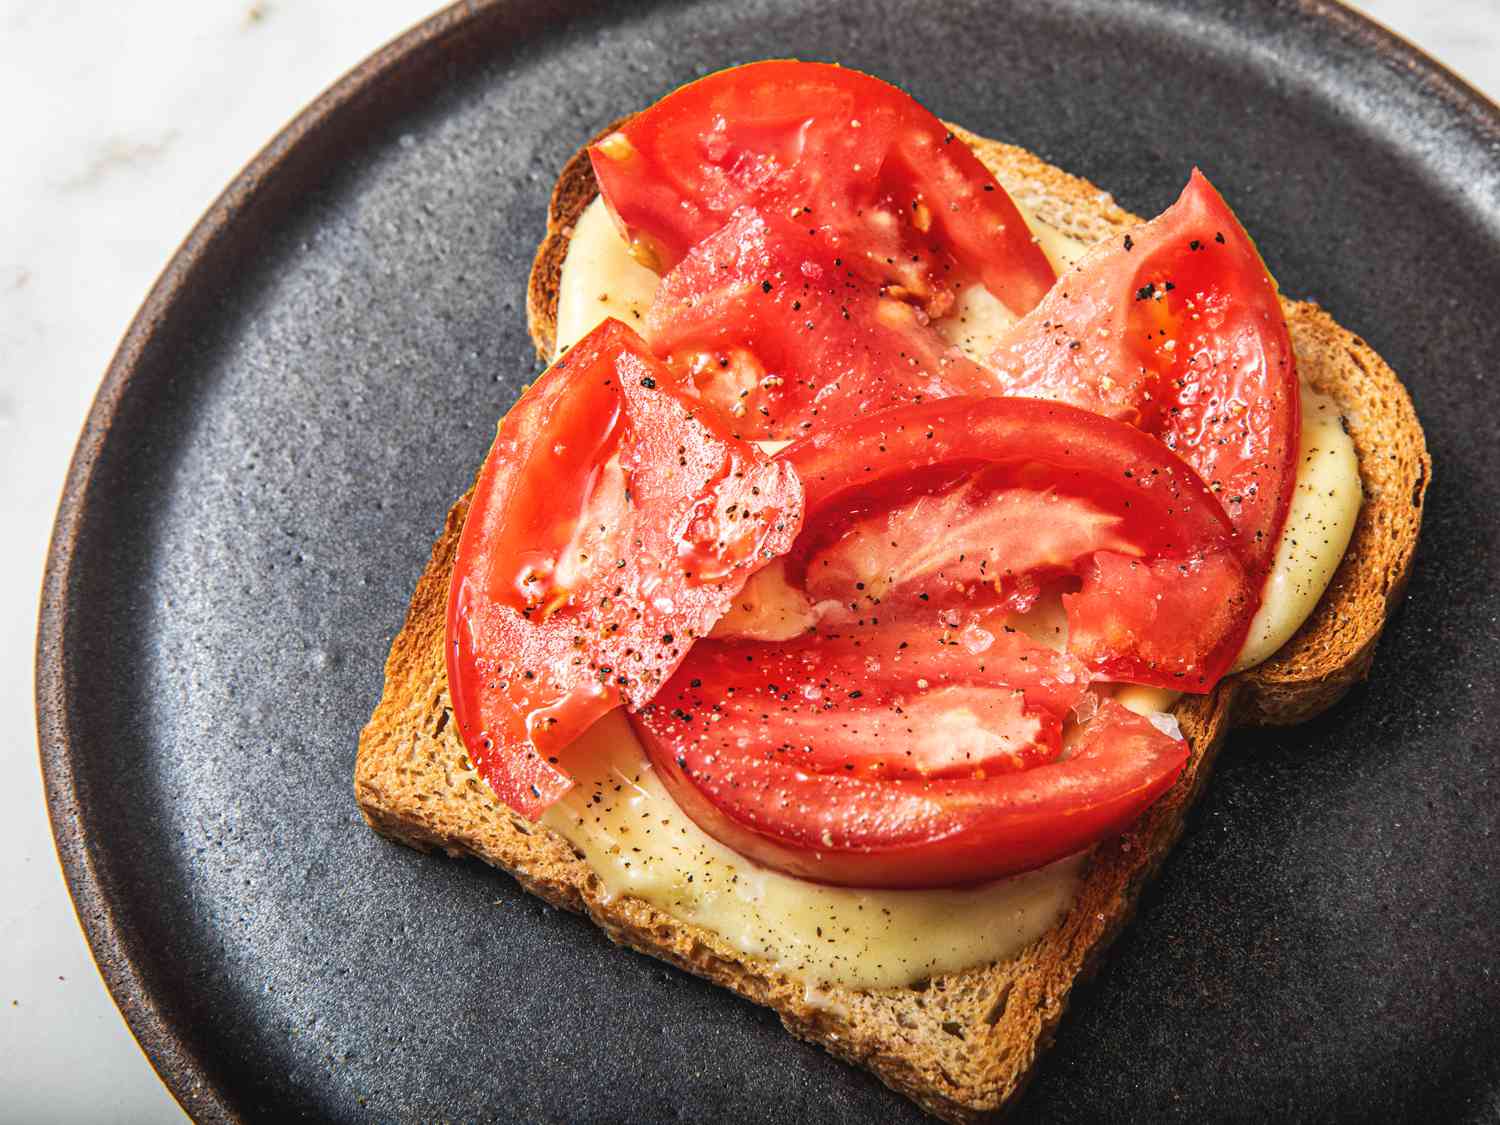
[31,0,1500,1120]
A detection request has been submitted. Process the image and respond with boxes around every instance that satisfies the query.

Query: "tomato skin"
[446,319,803,819]
[989,170,1299,576]
[634,697,1186,888]
[646,206,998,441]
[590,60,1055,318]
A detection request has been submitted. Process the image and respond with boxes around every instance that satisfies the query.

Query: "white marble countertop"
[2,2,1495,1120]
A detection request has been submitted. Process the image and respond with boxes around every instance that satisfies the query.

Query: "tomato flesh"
[783,396,1255,689]
[635,692,1186,888]
[646,206,999,441]
[592,60,1057,441]
[1064,550,1253,685]
[989,170,1299,575]
[798,467,1137,619]
[446,319,803,818]
[675,622,1090,775]
[590,60,1055,317]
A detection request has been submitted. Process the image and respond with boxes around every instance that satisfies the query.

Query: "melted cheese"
[541,190,1362,987]
[936,210,1089,363]
[1115,684,1182,716]
[711,558,818,642]
[540,712,1084,992]
[938,283,1020,364]
[554,197,659,355]
[1233,385,1362,669]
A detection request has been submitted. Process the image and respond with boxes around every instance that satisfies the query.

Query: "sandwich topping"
[543,710,1086,991]
[446,320,802,819]
[448,62,1354,912]
[987,169,1299,580]
[635,396,1249,887]
[588,59,1055,319]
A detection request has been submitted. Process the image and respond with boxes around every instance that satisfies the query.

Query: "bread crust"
[357,124,1429,1122]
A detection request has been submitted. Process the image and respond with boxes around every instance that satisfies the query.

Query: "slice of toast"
[356,123,1429,1122]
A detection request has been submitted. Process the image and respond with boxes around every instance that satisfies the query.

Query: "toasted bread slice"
[356,124,1428,1122]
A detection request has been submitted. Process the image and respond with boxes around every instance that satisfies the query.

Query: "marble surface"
[1,1,1495,1120]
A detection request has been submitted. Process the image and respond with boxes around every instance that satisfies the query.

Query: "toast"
[355,123,1429,1122]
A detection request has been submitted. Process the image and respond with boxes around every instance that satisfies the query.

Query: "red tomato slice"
[673,623,1091,777]
[446,319,803,818]
[647,624,1081,782]
[988,170,1299,574]
[798,467,1139,619]
[1064,551,1254,685]
[633,692,1186,888]
[590,60,1055,318]
[646,207,999,441]
[781,396,1256,689]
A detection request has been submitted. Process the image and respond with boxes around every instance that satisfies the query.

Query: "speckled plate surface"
[36,1,1500,1121]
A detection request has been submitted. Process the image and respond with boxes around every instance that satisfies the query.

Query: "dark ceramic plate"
[37,1,1500,1121]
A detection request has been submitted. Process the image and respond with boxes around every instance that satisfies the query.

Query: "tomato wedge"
[646,207,999,441]
[446,319,803,818]
[988,170,1299,574]
[782,396,1256,689]
[590,60,1055,318]
[634,687,1186,888]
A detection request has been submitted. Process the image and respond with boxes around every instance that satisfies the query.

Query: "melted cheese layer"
[1234,384,1362,669]
[554,198,659,354]
[540,712,1084,992]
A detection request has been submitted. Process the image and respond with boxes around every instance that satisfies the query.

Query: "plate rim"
[32,1,1500,1120]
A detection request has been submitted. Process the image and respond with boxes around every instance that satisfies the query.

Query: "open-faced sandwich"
[356,61,1428,1121]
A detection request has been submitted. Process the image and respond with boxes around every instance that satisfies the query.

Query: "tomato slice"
[446,319,803,818]
[797,466,1139,619]
[672,622,1091,775]
[1064,551,1253,685]
[782,396,1256,689]
[590,60,1055,318]
[646,207,999,441]
[633,689,1186,888]
[989,170,1299,574]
